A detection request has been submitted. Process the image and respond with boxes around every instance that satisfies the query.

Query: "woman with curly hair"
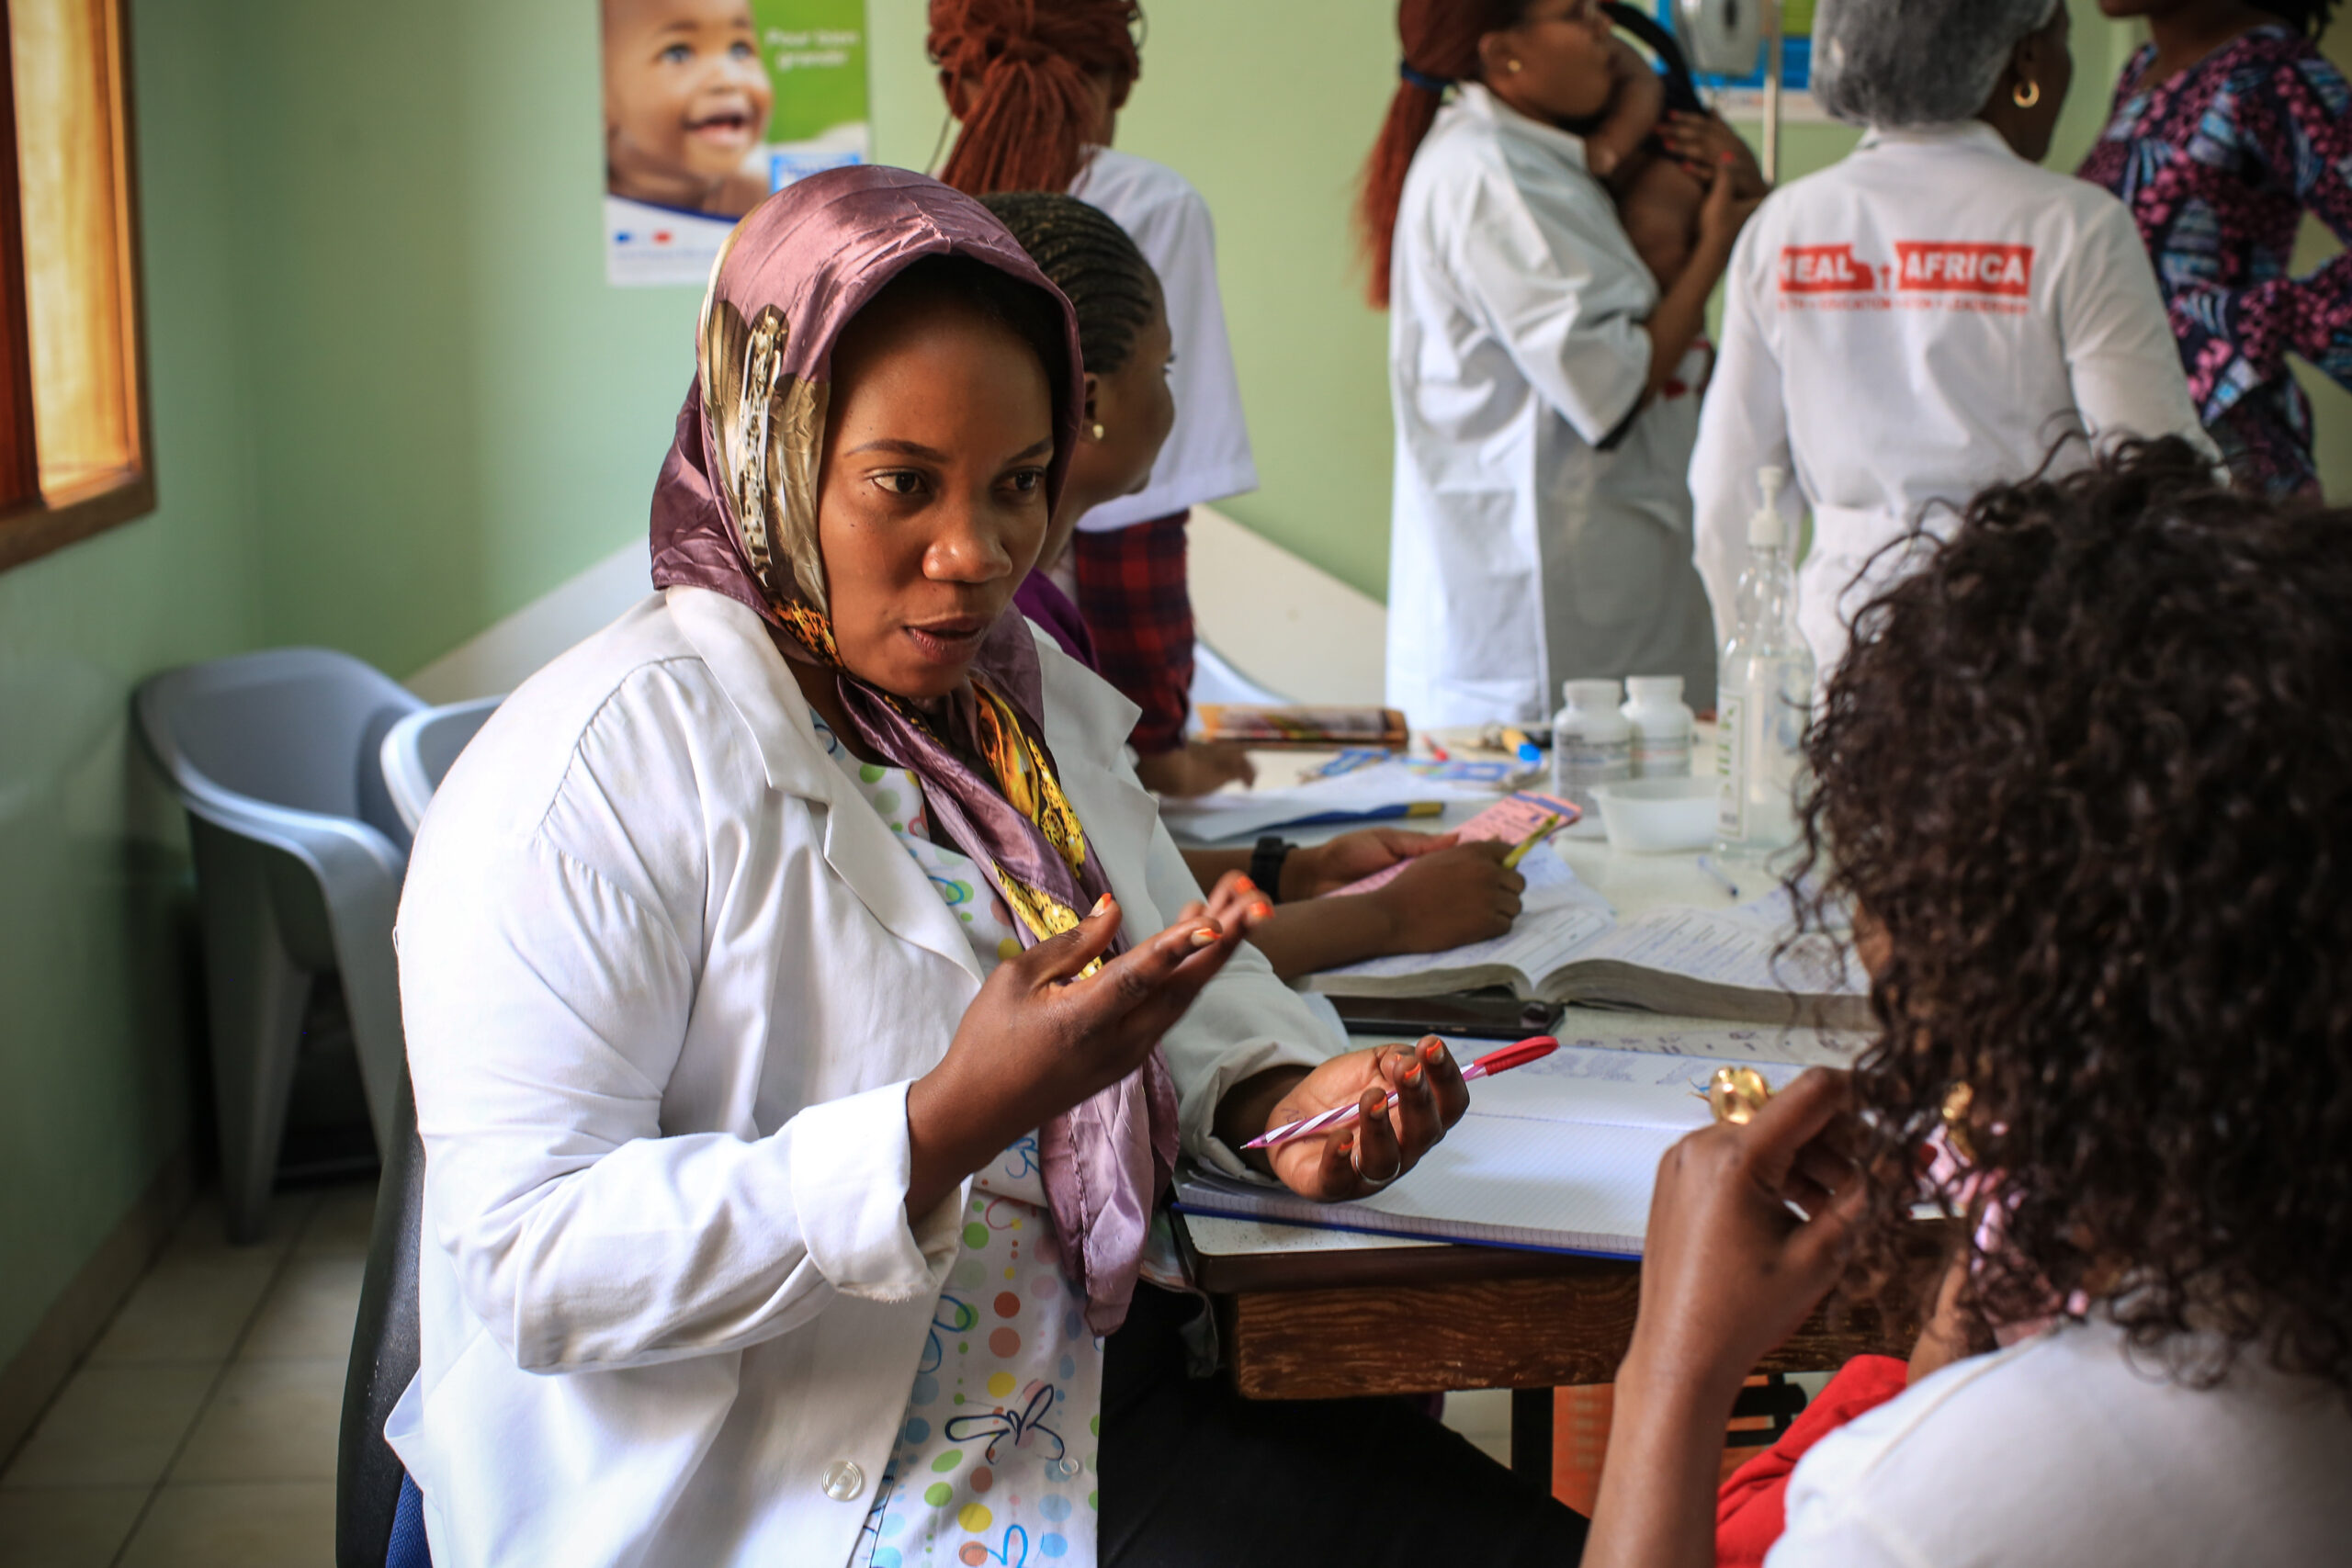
[1580,437,2352,1567]
[2077,1,2350,497]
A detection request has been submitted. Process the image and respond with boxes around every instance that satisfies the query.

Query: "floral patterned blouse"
[810,712,1105,1568]
[2077,25,2352,496]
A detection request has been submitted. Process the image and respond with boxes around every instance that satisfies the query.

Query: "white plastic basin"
[1592,776,1718,854]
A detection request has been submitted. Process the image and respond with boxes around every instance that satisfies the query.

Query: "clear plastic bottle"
[1552,678,1631,834]
[1621,675,1694,778]
[1714,467,1816,860]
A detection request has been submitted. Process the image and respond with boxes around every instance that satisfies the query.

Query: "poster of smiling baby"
[603,0,871,286]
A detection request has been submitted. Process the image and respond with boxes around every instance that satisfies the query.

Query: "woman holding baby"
[1368,0,1760,730]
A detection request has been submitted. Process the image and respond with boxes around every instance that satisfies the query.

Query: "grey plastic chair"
[135,649,423,1242]
[379,695,500,837]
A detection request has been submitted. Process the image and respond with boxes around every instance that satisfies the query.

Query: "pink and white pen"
[1242,1035,1560,1150]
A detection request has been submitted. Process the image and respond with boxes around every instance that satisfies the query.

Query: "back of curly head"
[1802,437,2352,1396]
[928,0,1141,197]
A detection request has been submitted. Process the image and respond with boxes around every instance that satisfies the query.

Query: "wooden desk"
[1175,1212,1940,1477]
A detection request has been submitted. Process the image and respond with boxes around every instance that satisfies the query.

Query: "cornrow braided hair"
[928,0,1143,196]
[978,191,1158,377]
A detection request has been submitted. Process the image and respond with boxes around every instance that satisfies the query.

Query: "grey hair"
[1812,0,2064,130]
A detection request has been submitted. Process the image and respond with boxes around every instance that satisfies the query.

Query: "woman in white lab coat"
[386,168,1589,1568]
[1690,0,2212,675]
[1366,0,1758,729]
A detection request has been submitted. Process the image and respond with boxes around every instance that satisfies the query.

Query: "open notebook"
[1173,1039,1824,1257]
[1304,853,1872,1032]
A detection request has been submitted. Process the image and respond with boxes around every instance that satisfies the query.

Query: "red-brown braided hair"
[927,0,1143,196]
[1357,0,1533,308]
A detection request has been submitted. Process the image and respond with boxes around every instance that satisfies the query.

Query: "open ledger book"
[1305,852,1871,1032]
[1174,1034,1839,1256]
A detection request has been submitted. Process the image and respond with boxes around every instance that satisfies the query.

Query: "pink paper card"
[1327,790,1581,897]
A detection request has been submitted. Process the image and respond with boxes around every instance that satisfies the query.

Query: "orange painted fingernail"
[1090,894,1114,918]
[1190,926,1221,947]
[1250,901,1273,919]
[1234,876,1255,893]
[1405,1063,1424,1085]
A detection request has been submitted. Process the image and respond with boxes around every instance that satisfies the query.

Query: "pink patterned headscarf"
[650,164,1177,1334]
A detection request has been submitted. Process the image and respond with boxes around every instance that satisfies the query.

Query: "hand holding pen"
[1248,1034,1559,1150]
[1239,1037,1473,1200]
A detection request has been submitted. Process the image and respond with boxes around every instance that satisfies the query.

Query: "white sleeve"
[2056,200,2219,462]
[1690,220,1792,643]
[1125,773,1333,1172]
[1449,167,1653,446]
[1078,179,1259,530]
[399,831,961,1375]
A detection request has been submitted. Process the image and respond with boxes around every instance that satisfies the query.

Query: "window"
[0,0,150,573]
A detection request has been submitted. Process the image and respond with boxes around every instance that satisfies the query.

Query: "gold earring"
[1090,421,1106,441]
[1505,58,1523,73]
[2012,79,2040,109]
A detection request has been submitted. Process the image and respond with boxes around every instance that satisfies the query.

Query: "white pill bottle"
[1621,675,1695,778]
[1551,678,1631,835]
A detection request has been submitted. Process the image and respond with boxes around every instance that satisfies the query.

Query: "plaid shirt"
[1071,510,1193,755]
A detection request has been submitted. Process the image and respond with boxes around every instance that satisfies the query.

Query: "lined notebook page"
[1577,905,1863,998]
[1174,1045,1808,1257]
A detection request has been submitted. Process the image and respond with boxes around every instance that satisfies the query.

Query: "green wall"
[0,0,258,1367]
[3,0,2346,1376]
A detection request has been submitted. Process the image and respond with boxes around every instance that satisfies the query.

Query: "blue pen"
[1282,801,1448,829]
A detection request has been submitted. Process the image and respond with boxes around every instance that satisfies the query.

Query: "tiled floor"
[0,1179,1516,1567]
[0,1181,377,1568]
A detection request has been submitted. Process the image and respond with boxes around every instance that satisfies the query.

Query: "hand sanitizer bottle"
[1714,468,1815,860]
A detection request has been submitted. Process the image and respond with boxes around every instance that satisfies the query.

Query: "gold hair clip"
[1940,1081,1976,1162]
[1704,1066,1772,1125]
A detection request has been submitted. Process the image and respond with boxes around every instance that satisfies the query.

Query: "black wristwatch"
[1250,835,1296,903]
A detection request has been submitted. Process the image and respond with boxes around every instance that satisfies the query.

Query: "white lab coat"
[1069,148,1258,529]
[1386,83,1718,730]
[1690,122,2211,674]
[385,587,1329,1568]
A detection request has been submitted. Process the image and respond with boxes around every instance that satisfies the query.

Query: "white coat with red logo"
[1690,121,2211,674]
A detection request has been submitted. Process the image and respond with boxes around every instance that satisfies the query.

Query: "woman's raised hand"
[1582,1070,1865,1568]
[1624,1068,1865,1401]
[904,896,1248,1216]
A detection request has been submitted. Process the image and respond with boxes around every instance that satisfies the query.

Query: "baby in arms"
[1583,38,1745,291]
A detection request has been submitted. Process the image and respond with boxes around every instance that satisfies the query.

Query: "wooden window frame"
[0,0,153,575]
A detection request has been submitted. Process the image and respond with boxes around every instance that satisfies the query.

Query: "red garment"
[1071,510,1195,756]
[1715,1356,1911,1568]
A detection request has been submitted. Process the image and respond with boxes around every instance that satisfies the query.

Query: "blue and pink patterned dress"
[2077,25,2352,496]
[809,713,1104,1568]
